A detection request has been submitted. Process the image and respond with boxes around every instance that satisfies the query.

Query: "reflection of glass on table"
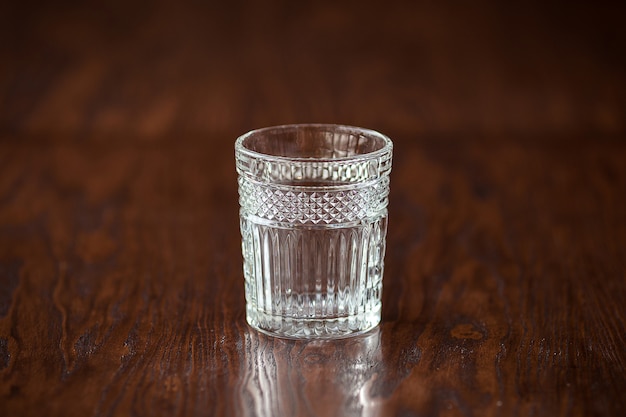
[239,329,383,416]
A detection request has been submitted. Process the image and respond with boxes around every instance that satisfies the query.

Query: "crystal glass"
[235,124,393,339]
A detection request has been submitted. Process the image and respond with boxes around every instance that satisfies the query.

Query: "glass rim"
[235,123,393,164]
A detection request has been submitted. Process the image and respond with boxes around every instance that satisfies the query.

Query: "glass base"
[246,304,381,339]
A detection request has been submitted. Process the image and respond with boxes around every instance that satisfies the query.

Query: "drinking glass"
[235,124,392,338]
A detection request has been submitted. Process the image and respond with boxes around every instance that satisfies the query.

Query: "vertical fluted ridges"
[240,215,387,338]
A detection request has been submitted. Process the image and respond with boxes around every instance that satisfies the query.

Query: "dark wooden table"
[1,1,625,416]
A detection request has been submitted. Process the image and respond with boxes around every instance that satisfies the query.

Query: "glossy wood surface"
[1,1,625,416]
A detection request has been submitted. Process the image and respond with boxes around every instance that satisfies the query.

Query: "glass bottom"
[246,303,381,339]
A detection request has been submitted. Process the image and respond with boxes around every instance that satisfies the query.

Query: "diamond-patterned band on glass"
[238,176,389,225]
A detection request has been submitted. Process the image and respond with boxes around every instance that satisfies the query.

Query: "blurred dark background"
[1,0,625,141]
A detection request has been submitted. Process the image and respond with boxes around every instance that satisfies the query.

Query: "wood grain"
[1,1,626,416]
